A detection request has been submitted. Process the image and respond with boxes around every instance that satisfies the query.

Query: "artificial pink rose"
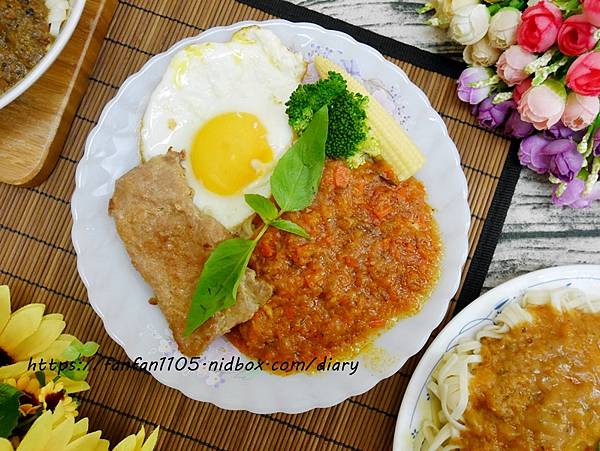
[517,79,567,130]
[558,15,598,56]
[566,51,600,96]
[513,78,533,104]
[496,45,537,86]
[583,0,600,27]
[516,0,562,53]
[561,92,600,131]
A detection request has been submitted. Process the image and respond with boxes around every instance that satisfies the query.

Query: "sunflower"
[0,409,110,451]
[4,373,41,416]
[0,408,160,451]
[38,380,79,419]
[0,286,76,380]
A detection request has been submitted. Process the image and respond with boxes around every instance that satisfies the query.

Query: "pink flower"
[558,15,598,56]
[496,45,537,86]
[513,78,533,104]
[566,51,600,96]
[561,92,600,131]
[517,79,567,130]
[516,0,562,53]
[583,0,600,27]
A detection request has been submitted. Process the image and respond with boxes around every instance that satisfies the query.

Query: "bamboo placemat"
[0,0,521,449]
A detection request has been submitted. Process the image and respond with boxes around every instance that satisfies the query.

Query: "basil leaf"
[271,219,310,239]
[0,383,21,438]
[271,106,328,212]
[245,194,278,223]
[185,238,256,335]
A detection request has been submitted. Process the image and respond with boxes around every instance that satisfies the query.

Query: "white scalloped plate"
[71,20,469,414]
[394,265,600,449]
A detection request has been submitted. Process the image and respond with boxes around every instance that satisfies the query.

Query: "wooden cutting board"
[0,0,117,187]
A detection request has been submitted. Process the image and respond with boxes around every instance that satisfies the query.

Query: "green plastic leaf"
[60,359,90,382]
[61,339,82,361]
[79,342,99,358]
[245,194,278,223]
[0,383,21,438]
[35,371,46,387]
[271,106,328,212]
[271,219,310,239]
[185,239,256,335]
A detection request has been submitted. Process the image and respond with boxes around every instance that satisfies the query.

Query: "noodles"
[414,286,600,451]
[45,0,71,36]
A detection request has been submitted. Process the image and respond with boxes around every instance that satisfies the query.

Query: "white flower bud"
[463,36,502,66]
[449,4,491,45]
[429,0,479,28]
[487,7,521,49]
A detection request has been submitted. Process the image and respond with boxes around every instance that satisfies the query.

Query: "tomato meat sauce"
[228,159,441,362]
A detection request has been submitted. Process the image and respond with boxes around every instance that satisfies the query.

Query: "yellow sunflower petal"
[45,417,75,451]
[58,378,90,394]
[16,410,52,451]
[33,337,72,361]
[112,435,136,451]
[0,286,11,334]
[0,438,14,451]
[0,361,29,380]
[0,304,45,353]
[63,431,105,451]
[141,428,159,451]
[43,313,63,321]
[12,318,66,361]
[135,427,145,448]
[71,418,90,440]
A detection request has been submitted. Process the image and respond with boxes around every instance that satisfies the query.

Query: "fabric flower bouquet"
[423,0,600,208]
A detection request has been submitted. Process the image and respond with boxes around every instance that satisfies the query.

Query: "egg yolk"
[190,112,273,195]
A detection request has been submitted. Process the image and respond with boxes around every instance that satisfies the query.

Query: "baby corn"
[314,55,425,180]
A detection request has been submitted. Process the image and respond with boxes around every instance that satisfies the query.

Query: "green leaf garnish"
[184,238,256,336]
[60,359,91,381]
[270,219,310,239]
[271,106,328,212]
[244,194,278,223]
[58,339,99,382]
[185,106,329,335]
[0,383,21,438]
[62,339,99,361]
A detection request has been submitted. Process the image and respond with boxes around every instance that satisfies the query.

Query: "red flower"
[513,78,533,104]
[558,15,598,56]
[583,0,600,27]
[566,51,600,96]
[516,0,563,53]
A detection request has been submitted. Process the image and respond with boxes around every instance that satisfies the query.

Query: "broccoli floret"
[285,71,380,166]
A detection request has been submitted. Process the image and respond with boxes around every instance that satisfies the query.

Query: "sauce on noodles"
[456,304,600,451]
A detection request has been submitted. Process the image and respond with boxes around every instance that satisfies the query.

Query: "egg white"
[140,26,306,230]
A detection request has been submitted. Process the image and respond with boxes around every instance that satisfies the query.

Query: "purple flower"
[477,98,515,129]
[545,139,584,182]
[519,136,584,181]
[457,67,493,105]
[545,121,586,142]
[593,128,600,157]
[504,110,535,138]
[519,134,553,173]
[552,178,600,208]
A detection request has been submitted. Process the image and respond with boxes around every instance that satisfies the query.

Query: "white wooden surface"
[290,0,600,290]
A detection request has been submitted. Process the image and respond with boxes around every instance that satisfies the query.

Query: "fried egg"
[140,26,305,230]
